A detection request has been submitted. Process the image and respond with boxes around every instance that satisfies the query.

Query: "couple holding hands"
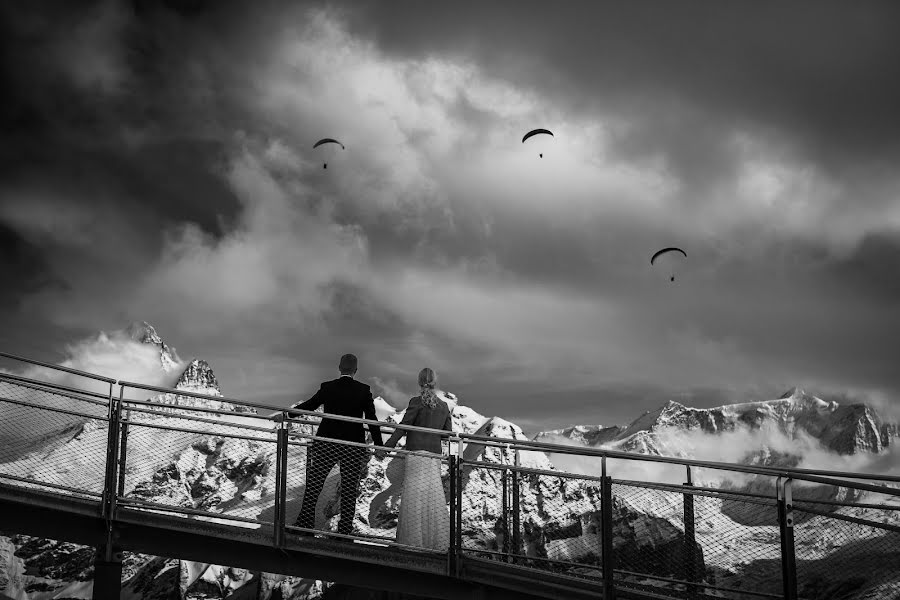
[291,354,452,551]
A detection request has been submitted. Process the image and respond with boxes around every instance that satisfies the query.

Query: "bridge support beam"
[93,547,122,600]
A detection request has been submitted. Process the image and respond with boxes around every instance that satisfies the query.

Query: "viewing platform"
[1,350,898,599]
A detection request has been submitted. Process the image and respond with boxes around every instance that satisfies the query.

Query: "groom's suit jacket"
[292,376,384,446]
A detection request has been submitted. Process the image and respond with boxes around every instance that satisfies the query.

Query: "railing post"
[273,413,288,547]
[101,383,123,520]
[601,455,615,600]
[448,452,457,577]
[455,436,464,577]
[511,449,521,562]
[97,382,124,599]
[683,465,698,599]
[778,477,798,600]
[116,407,131,498]
[501,465,509,561]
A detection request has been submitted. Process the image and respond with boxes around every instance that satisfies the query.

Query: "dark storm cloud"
[0,223,66,308]
[338,0,900,168]
[2,0,899,428]
[0,0,245,224]
[826,232,900,303]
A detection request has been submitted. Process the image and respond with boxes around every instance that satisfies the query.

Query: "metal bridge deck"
[0,482,609,600]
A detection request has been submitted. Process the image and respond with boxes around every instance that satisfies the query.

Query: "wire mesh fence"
[610,480,785,600]
[458,461,508,559]
[519,471,604,576]
[117,394,278,526]
[792,493,900,600]
[0,377,110,498]
[458,460,607,585]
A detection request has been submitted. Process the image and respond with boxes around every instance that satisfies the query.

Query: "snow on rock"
[127,321,180,373]
[127,435,275,515]
[605,387,898,460]
[179,563,256,599]
[147,359,256,414]
[372,397,396,421]
[532,424,624,447]
[0,537,27,600]
[175,359,221,392]
[258,573,326,599]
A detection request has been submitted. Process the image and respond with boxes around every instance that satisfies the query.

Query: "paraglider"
[313,138,345,169]
[522,128,553,158]
[650,247,687,282]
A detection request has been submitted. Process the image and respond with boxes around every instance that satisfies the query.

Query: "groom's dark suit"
[293,375,383,535]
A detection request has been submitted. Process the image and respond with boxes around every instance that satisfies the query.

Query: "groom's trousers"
[295,440,367,535]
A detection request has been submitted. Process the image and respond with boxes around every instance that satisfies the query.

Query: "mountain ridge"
[534,387,899,460]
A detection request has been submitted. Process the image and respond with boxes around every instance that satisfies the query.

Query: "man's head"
[339,353,358,376]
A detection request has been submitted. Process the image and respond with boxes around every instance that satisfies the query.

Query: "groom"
[292,353,384,536]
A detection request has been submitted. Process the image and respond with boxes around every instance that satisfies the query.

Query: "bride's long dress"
[396,452,450,551]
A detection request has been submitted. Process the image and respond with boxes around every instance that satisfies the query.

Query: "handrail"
[121,396,272,420]
[0,350,118,384]
[505,438,900,484]
[118,379,282,413]
[6,351,900,489]
[0,395,111,423]
[289,431,454,461]
[284,407,900,487]
[122,404,274,432]
[122,415,276,442]
[285,408,456,438]
[0,373,109,407]
[0,371,115,403]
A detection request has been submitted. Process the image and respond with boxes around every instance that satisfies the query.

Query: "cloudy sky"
[2,0,899,433]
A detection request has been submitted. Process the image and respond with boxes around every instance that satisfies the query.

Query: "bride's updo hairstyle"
[418,368,437,389]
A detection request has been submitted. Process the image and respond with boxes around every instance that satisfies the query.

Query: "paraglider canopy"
[313,138,345,169]
[522,128,554,158]
[650,247,687,282]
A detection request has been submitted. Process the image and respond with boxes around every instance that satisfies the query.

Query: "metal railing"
[1,350,899,600]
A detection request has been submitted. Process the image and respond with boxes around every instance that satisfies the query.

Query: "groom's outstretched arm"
[293,385,325,411]
[364,390,384,447]
[269,385,324,422]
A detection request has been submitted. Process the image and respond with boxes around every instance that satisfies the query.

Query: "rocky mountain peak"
[126,321,180,373]
[127,321,162,345]
[777,387,838,414]
[176,359,220,393]
[659,400,688,419]
[779,386,814,403]
[151,359,257,414]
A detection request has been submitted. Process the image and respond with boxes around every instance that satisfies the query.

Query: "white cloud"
[132,147,368,338]
[0,193,98,248]
[550,422,900,487]
[0,328,182,443]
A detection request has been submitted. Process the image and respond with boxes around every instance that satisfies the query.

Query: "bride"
[378,368,452,551]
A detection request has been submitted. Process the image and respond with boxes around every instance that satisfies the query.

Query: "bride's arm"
[385,397,420,448]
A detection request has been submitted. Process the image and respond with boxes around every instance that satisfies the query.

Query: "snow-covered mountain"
[532,424,624,447]
[0,324,898,599]
[536,387,899,461]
